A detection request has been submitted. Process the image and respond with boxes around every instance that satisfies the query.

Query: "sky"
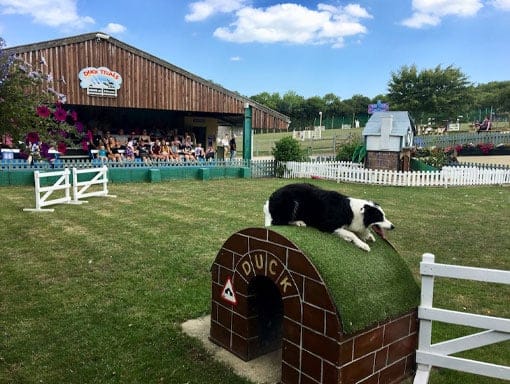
[0,0,509,100]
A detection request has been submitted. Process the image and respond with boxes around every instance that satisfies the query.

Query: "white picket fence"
[24,166,115,212]
[414,253,510,383]
[282,161,510,187]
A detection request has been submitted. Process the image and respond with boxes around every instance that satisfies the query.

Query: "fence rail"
[414,253,510,383]
[415,131,510,148]
[282,161,510,186]
[1,158,264,170]
[3,158,510,186]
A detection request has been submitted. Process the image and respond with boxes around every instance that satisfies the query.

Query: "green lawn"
[249,127,362,157]
[1,179,509,383]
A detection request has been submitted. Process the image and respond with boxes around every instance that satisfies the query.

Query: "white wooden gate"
[414,253,510,383]
[23,169,71,212]
[72,166,116,203]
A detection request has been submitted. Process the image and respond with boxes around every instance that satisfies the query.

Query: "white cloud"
[185,0,248,22]
[103,23,126,34]
[212,3,372,48]
[401,0,483,28]
[0,0,94,29]
[401,12,441,28]
[490,0,510,10]
[230,56,242,61]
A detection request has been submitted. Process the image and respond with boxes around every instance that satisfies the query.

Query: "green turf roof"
[271,226,420,334]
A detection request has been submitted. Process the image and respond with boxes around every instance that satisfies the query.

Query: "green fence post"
[243,104,252,160]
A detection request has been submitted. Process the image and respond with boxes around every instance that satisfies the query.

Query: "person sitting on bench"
[476,115,491,132]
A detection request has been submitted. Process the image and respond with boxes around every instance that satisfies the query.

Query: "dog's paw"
[291,220,307,227]
[365,233,376,243]
[356,241,371,252]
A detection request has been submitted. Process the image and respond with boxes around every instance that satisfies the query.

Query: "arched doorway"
[248,276,284,356]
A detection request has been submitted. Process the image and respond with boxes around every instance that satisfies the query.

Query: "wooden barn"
[5,32,290,152]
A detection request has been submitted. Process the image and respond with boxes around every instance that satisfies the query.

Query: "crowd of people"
[86,128,229,163]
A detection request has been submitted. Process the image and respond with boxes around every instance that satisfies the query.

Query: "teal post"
[243,104,252,160]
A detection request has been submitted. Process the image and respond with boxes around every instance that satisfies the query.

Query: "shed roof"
[363,111,416,137]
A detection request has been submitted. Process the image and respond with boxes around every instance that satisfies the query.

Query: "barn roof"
[363,111,416,137]
[5,32,290,130]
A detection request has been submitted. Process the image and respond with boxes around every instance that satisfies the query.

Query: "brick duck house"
[210,227,420,384]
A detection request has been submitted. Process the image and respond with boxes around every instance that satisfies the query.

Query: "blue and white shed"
[362,111,416,170]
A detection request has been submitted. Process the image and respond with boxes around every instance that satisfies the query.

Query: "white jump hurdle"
[414,253,510,383]
[72,166,116,204]
[23,169,72,212]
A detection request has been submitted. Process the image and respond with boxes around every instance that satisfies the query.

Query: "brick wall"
[365,151,400,171]
[210,228,417,383]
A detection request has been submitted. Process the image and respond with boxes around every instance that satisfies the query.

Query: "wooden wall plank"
[8,34,289,130]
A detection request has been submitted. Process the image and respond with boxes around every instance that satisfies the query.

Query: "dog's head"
[362,203,395,239]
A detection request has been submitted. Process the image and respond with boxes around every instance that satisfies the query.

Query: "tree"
[250,91,280,111]
[279,91,306,129]
[0,38,47,144]
[387,64,473,123]
[0,37,84,156]
[344,94,371,115]
[302,96,326,127]
[473,81,510,113]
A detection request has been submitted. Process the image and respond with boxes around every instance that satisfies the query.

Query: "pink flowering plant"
[454,142,498,156]
[0,39,88,160]
[26,102,86,159]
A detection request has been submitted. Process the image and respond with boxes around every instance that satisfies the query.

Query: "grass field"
[250,128,362,157]
[247,123,510,157]
[1,179,509,383]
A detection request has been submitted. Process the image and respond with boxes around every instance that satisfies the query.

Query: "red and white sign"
[221,277,237,305]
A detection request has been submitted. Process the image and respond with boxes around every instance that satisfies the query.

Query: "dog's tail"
[263,200,272,227]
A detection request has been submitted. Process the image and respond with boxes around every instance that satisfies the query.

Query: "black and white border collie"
[263,183,394,252]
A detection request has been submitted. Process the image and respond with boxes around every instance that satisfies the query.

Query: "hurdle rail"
[414,253,510,383]
[24,166,115,212]
[71,165,116,204]
[23,169,72,212]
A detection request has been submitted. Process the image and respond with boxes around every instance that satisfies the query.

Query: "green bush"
[272,136,306,162]
[272,136,306,178]
[336,135,363,161]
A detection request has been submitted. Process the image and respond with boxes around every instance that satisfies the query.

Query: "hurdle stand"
[23,169,72,212]
[71,166,116,204]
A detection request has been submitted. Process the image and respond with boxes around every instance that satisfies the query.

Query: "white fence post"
[71,165,116,204]
[414,253,435,383]
[23,169,71,212]
[414,253,510,383]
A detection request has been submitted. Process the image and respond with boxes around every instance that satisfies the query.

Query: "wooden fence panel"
[414,253,510,383]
